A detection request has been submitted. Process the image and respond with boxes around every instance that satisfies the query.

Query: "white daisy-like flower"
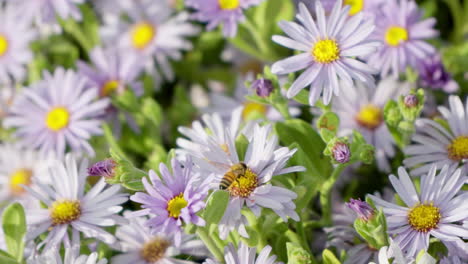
[332,78,411,172]
[25,154,128,251]
[369,239,436,264]
[112,212,207,264]
[28,244,107,264]
[203,242,281,264]
[404,95,468,176]
[12,0,85,24]
[368,165,468,257]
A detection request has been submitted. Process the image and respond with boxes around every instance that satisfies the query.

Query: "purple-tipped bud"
[418,55,459,93]
[332,142,350,164]
[403,94,418,108]
[346,198,374,221]
[88,159,117,179]
[252,78,274,98]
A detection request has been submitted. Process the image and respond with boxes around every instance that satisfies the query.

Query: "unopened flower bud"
[403,94,418,108]
[88,159,116,179]
[332,142,350,164]
[251,78,274,98]
[346,198,374,221]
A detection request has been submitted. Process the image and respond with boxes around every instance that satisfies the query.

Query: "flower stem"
[196,227,224,262]
[444,0,465,43]
[320,164,346,226]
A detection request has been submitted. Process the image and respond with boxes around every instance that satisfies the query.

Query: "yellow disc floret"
[447,136,468,161]
[50,200,81,225]
[408,203,441,232]
[219,0,240,10]
[0,35,8,56]
[167,193,188,218]
[385,26,408,46]
[242,101,268,120]
[140,237,170,263]
[46,107,70,132]
[344,0,364,16]
[101,80,120,97]
[227,166,258,198]
[355,104,383,130]
[312,39,340,64]
[9,169,32,195]
[131,22,156,50]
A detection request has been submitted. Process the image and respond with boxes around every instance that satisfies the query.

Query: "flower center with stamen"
[242,101,268,120]
[50,200,81,225]
[46,107,70,131]
[167,193,188,218]
[227,166,258,198]
[355,104,383,130]
[101,80,120,97]
[0,35,8,56]
[219,0,240,10]
[140,237,170,263]
[447,136,468,161]
[312,39,340,64]
[344,0,364,15]
[407,203,441,232]
[131,22,156,50]
[385,26,408,46]
[9,169,32,195]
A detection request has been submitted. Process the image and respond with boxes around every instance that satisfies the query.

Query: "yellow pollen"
[447,136,468,161]
[227,166,258,198]
[242,101,268,120]
[140,237,170,263]
[50,200,81,225]
[9,169,32,195]
[344,0,364,15]
[101,80,120,97]
[0,35,8,56]
[355,104,383,130]
[312,39,340,64]
[167,193,188,218]
[220,143,230,154]
[385,26,408,46]
[131,22,156,50]
[45,107,70,132]
[407,203,441,233]
[219,0,240,10]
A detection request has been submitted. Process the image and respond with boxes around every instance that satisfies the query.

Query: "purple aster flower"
[12,0,85,24]
[346,198,374,221]
[301,0,385,19]
[403,94,418,108]
[332,142,351,163]
[252,78,274,98]
[186,0,264,37]
[130,158,209,246]
[365,0,438,78]
[204,242,281,264]
[272,0,380,105]
[4,68,110,157]
[88,159,117,179]
[418,54,459,93]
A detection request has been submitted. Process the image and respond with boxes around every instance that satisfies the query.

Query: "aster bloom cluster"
[0,0,466,263]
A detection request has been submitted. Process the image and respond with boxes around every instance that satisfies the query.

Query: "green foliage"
[108,148,147,191]
[287,243,312,264]
[353,208,389,250]
[2,203,26,263]
[202,190,230,226]
[322,249,341,264]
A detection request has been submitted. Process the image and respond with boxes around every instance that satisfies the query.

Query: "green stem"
[196,227,225,262]
[445,0,465,43]
[295,220,309,250]
[244,210,267,251]
[320,164,346,226]
[243,19,270,58]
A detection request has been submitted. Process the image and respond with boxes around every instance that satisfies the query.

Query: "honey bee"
[219,163,247,190]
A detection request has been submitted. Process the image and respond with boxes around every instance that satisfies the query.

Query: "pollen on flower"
[355,104,383,130]
[50,200,81,225]
[0,35,8,56]
[131,22,156,50]
[45,107,70,132]
[140,237,170,263]
[385,26,408,46]
[101,80,120,97]
[312,39,340,64]
[242,101,268,120]
[447,136,468,161]
[227,166,258,198]
[408,203,441,232]
[344,0,364,16]
[9,169,32,195]
[219,0,240,10]
[167,193,188,218]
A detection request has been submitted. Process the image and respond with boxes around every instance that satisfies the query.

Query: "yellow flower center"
[407,203,441,233]
[227,165,258,198]
[242,101,268,120]
[101,80,120,97]
[131,22,156,50]
[219,0,240,10]
[344,0,364,15]
[50,200,81,225]
[167,193,188,218]
[0,35,8,56]
[355,104,383,130]
[9,169,33,195]
[385,26,408,47]
[312,39,340,64]
[447,136,468,161]
[140,237,170,263]
[45,107,70,132]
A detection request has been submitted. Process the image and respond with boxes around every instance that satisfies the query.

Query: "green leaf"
[141,98,163,127]
[235,134,249,161]
[0,250,17,264]
[202,190,229,225]
[2,203,26,262]
[286,243,312,264]
[322,249,341,264]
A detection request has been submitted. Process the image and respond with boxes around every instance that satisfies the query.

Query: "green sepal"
[108,148,146,191]
[2,203,26,262]
[202,190,229,226]
[353,208,389,249]
[286,243,312,264]
[322,249,341,264]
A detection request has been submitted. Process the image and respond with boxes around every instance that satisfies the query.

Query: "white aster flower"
[369,239,436,264]
[28,244,107,264]
[204,242,281,264]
